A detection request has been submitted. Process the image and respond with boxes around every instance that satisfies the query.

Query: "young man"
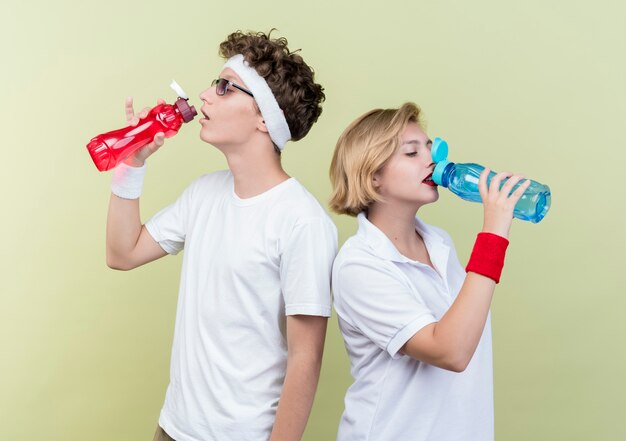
[105,31,337,441]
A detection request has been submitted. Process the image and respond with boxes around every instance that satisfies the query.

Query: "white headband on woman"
[223,54,292,150]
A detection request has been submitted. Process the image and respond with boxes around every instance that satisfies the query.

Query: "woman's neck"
[368,203,419,244]
[368,201,431,265]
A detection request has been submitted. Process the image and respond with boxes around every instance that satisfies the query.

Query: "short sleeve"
[144,184,194,255]
[280,217,338,317]
[334,259,437,358]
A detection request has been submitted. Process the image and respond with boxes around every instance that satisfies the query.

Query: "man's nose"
[199,87,215,103]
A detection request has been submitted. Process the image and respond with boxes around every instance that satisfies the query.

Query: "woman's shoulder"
[416,217,456,247]
[334,233,392,272]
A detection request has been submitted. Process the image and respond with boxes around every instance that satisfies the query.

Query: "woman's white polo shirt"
[332,212,494,441]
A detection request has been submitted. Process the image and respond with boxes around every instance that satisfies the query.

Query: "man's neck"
[223,140,290,199]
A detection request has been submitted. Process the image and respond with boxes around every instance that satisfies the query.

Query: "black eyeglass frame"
[211,78,254,98]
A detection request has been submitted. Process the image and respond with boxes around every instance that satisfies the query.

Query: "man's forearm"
[269,353,323,441]
[106,194,143,268]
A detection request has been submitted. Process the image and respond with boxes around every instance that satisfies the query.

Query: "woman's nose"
[423,147,435,168]
[421,151,434,168]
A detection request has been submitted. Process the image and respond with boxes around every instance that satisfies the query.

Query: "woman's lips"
[422,173,437,186]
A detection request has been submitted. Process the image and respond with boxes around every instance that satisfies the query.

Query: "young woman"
[105,31,337,441]
[329,103,530,441]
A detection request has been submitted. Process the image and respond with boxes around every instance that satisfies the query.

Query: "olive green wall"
[2,0,624,439]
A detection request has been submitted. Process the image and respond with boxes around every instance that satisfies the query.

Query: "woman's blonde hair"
[329,102,422,216]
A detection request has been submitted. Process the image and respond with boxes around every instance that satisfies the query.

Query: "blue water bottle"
[431,138,551,223]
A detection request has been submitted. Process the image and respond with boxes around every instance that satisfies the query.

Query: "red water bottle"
[86,82,198,171]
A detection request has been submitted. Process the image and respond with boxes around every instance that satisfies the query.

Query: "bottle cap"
[174,97,198,123]
[170,80,189,99]
[432,137,449,163]
[432,160,451,187]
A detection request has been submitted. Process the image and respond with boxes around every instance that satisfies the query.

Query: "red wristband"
[465,232,510,283]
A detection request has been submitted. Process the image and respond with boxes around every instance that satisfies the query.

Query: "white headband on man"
[223,54,292,150]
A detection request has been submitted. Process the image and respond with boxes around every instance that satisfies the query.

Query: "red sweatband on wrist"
[465,232,510,283]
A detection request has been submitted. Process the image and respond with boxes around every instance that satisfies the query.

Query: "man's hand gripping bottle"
[86,81,198,171]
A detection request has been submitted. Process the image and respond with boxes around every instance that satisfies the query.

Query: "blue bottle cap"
[432,137,448,163]
[432,160,451,187]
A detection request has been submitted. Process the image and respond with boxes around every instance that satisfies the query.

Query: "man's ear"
[257,117,269,133]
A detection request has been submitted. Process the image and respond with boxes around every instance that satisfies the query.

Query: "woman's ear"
[372,171,381,188]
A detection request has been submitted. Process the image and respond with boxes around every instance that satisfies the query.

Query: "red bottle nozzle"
[174,97,197,123]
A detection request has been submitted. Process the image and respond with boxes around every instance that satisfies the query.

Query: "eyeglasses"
[211,78,254,98]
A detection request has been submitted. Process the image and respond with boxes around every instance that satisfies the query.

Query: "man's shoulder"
[275,179,333,221]
[192,169,231,187]
[182,169,232,197]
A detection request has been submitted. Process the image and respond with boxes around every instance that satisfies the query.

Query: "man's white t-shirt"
[145,170,337,441]
[332,213,493,441]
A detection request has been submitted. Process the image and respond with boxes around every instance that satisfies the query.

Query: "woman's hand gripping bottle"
[431,138,551,223]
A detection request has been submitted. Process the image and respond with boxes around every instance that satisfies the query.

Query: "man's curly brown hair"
[219,30,325,143]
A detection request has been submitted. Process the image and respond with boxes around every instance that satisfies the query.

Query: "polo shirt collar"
[357,212,448,262]
[356,212,449,269]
